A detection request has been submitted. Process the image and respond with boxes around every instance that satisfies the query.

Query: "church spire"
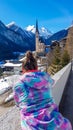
[35,20,39,52]
[35,20,45,55]
[36,20,39,33]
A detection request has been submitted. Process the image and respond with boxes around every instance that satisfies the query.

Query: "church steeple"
[35,20,39,52]
[35,20,45,56]
[36,20,39,33]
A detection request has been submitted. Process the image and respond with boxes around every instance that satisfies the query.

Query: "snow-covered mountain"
[39,27,53,38]
[25,25,52,38]
[0,20,35,61]
[6,21,16,29]
[7,22,34,39]
[7,22,52,39]
[25,25,35,33]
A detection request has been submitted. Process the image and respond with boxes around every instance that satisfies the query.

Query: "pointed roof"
[36,20,39,33]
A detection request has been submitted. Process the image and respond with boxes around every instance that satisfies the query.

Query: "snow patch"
[25,25,35,33]
[6,21,16,28]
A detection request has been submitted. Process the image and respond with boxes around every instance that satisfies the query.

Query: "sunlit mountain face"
[25,25,53,38]
[0,20,68,61]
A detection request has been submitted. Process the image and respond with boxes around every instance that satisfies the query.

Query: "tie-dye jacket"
[13,71,72,130]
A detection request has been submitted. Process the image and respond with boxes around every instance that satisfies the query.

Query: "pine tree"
[48,45,62,75]
[61,50,70,67]
[52,45,61,65]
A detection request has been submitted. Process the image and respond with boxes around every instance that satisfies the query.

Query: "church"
[35,20,49,69]
[35,20,45,56]
[35,20,50,56]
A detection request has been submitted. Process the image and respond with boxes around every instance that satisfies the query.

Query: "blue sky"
[0,0,73,33]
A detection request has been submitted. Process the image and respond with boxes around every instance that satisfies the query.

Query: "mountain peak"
[25,25,53,38]
[6,21,16,28]
[39,27,53,37]
[25,25,35,33]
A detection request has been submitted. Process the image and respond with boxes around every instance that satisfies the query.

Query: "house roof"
[3,62,22,67]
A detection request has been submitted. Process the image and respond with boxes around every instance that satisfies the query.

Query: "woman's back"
[13,51,72,130]
[14,71,72,130]
[14,71,54,111]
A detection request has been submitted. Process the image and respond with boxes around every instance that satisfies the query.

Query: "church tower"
[35,20,39,52]
[35,20,45,56]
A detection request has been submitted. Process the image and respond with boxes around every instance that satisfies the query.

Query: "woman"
[13,51,72,130]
